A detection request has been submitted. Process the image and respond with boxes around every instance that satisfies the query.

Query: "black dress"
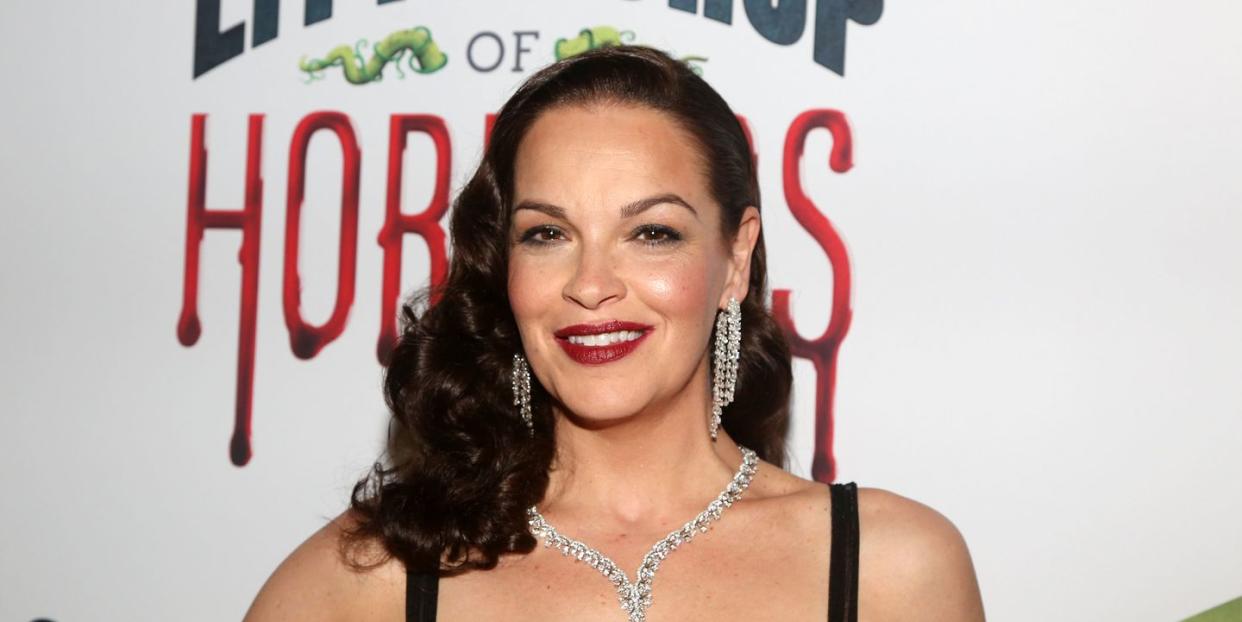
[407,481,860,622]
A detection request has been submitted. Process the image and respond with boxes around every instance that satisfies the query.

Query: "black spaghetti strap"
[828,481,860,622]
[405,567,438,622]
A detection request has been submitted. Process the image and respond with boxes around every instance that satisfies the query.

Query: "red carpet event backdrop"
[2,1,1239,621]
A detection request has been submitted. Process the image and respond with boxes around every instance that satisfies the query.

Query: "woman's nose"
[562,243,625,309]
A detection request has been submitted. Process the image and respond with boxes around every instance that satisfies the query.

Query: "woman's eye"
[634,224,682,245]
[519,225,565,245]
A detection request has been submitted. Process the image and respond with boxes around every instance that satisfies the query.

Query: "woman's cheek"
[507,255,549,320]
[634,257,713,316]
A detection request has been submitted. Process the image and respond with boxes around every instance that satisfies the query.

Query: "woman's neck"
[539,364,746,528]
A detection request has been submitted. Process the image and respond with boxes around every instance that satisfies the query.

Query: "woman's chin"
[555,404,647,431]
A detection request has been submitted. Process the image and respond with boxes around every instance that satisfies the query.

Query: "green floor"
[1183,596,1242,622]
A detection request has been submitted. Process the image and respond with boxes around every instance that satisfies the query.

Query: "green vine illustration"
[299,26,446,85]
[554,26,707,75]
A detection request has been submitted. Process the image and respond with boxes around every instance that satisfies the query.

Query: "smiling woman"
[243,44,985,622]
[507,103,758,407]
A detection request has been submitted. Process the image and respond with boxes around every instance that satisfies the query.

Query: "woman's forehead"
[512,103,710,210]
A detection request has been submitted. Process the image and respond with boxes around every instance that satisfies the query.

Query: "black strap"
[405,566,438,622]
[828,481,860,622]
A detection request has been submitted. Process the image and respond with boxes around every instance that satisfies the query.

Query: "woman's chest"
[436,518,834,622]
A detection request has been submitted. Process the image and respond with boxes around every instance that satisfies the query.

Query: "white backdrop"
[2,1,1240,620]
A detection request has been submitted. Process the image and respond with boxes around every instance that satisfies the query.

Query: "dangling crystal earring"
[710,296,742,440]
[512,353,534,436]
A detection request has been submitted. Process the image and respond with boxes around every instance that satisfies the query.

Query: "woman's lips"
[552,320,654,365]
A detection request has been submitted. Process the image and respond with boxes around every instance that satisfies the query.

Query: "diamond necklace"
[526,445,759,622]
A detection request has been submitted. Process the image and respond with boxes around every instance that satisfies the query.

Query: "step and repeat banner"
[2,1,1240,620]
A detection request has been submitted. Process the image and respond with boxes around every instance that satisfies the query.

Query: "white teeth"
[566,330,643,346]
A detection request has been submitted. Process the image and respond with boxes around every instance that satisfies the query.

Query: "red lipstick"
[553,320,653,365]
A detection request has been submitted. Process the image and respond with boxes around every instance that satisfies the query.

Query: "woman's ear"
[721,206,761,307]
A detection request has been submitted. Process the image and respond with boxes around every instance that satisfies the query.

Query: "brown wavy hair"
[343,44,792,575]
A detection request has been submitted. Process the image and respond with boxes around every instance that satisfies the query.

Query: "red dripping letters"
[178,110,853,479]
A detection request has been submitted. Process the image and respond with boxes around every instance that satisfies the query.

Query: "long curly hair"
[343,44,793,575]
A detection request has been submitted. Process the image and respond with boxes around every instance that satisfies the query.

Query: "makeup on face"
[506,103,730,419]
[552,320,654,365]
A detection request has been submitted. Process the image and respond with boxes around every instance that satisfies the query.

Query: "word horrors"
[192,0,881,78]
[178,110,855,481]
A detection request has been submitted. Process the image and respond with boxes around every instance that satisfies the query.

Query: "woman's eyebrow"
[513,200,568,220]
[513,193,699,220]
[621,193,699,220]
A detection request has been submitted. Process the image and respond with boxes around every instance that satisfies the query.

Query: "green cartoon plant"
[299,26,446,85]
[554,26,706,75]
[554,26,636,59]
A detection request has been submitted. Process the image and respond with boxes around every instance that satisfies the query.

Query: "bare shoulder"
[855,486,986,621]
[741,459,832,518]
[749,457,830,501]
[242,509,405,622]
[739,459,835,541]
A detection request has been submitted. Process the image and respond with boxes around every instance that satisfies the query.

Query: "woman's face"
[507,102,759,426]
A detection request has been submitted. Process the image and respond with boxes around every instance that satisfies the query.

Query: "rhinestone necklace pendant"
[527,446,760,622]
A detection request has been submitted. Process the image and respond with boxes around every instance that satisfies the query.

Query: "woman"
[245,44,985,621]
